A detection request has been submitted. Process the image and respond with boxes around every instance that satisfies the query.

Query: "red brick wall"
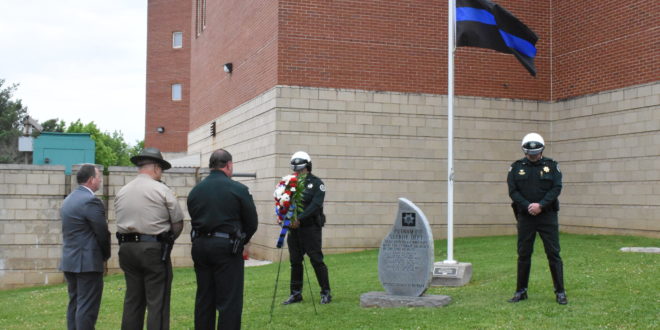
[552,0,659,100]
[144,0,192,152]
[147,0,658,150]
[188,0,279,129]
[278,0,551,100]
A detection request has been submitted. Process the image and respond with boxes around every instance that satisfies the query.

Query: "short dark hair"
[76,164,97,184]
[209,149,232,169]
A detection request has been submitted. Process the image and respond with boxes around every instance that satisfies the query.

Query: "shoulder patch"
[319,184,326,192]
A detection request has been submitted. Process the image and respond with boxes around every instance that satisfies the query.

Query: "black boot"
[556,292,568,305]
[320,290,332,304]
[549,262,567,304]
[283,269,303,305]
[283,264,304,305]
[508,261,531,302]
[508,288,528,303]
[282,290,303,305]
[549,262,565,293]
[313,263,331,294]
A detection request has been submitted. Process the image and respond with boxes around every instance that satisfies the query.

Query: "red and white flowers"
[274,173,305,228]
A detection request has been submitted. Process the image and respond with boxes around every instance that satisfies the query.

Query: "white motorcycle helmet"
[290,151,312,172]
[521,133,545,155]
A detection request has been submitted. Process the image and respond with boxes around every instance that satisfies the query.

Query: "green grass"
[1,234,658,329]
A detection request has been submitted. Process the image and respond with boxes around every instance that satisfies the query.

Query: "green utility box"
[33,132,95,174]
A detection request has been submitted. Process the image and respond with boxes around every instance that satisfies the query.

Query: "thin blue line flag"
[456,0,539,76]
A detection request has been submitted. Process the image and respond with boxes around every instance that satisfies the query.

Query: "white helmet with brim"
[521,133,545,155]
[290,151,311,172]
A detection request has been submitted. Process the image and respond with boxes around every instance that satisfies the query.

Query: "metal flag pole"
[445,0,456,264]
[430,1,474,287]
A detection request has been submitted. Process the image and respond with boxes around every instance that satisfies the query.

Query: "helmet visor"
[291,163,307,171]
[290,158,308,172]
[522,141,544,155]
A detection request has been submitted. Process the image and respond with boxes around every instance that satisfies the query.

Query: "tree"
[41,118,66,132]
[129,140,145,157]
[0,79,29,163]
[65,120,141,170]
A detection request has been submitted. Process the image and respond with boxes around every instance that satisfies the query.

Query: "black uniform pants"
[516,211,563,291]
[64,271,104,330]
[287,224,331,294]
[118,242,172,330]
[191,236,244,330]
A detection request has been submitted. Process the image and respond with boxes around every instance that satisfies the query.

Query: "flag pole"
[432,0,472,286]
[445,0,456,264]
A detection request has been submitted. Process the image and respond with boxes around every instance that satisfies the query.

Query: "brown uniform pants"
[118,242,172,330]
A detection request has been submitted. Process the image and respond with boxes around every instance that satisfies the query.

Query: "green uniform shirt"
[507,157,562,214]
[297,173,326,226]
[187,170,258,243]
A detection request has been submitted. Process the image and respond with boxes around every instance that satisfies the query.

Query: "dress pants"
[516,211,564,292]
[64,271,104,330]
[191,236,244,330]
[118,242,172,330]
[287,224,331,294]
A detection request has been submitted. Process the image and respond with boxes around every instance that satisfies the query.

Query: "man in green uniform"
[282,151,332,305]
[187,149,258,330]
[507,133,567,305]
[115,148,184,329]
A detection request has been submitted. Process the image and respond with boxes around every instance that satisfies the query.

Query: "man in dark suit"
[187,149,258,330]
[60,164,111,330]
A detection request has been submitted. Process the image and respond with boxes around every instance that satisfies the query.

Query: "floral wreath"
[273,172,306,247]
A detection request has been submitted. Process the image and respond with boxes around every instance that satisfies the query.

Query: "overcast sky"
[0,1,147,145]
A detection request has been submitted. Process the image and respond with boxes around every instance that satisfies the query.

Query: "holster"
[158,231,175,262]
[316,208,326,227]
[230,231,246,255]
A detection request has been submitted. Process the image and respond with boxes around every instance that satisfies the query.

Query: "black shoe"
[320,292,332,304]
[507,289,528,303]
[556,292,568,305]
[282,294,303,305]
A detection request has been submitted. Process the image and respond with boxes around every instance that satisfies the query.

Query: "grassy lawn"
[1,233,658,329]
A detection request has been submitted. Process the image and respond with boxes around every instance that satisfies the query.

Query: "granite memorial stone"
[360,198,450,308]
[378,198,434,297]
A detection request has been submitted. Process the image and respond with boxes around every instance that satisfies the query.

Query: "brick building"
[145,0,659,259]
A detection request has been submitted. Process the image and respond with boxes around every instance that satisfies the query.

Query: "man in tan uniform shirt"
[115,148,184,330]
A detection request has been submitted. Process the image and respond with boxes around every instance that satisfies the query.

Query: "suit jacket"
[60,186,111,273]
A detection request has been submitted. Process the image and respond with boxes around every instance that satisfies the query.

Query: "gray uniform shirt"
[115,173,184,235]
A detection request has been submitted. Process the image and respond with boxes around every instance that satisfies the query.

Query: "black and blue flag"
[456,0,538,76]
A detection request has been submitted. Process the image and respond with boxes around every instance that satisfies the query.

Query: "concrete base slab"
[620,247,660,254]
[431,261,472,287]
[359,291,451,308]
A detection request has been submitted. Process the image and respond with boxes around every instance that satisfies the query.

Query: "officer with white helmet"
[507,133,567,305]
[282,151,332,305]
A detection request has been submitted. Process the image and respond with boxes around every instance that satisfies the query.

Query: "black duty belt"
[116,233,160,244]
[191,230,230,239]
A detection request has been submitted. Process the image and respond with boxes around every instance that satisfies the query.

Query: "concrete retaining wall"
[1,82,658,289]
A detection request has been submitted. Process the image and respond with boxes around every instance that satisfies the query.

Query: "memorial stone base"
[431,261,473,287]
[360,291,451,308]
